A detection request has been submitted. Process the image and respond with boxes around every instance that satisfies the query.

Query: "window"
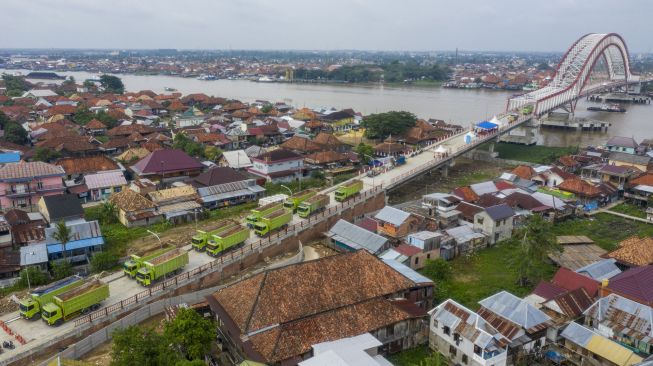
[449,345,457,356]
[443,326,450,335]
[386,325,394,336]
[476,217,484,225]
[414,257,419,265]
[427,253,431,259]
[474,345,482,356]
[462,354,468,364]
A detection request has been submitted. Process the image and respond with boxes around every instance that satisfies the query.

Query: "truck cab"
[253,222,269,237]
[245,214,258,227]
[123,259,139,278]
[205,238,220,256]
[334,189,347,201]
[283,201,295,210]
[136,267,153,286]
[296,203,310,217]
[191,234,207,251]
[41,303,63,326]
[19,298,39,319]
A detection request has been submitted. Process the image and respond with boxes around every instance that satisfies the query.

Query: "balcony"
[4,184,65,197]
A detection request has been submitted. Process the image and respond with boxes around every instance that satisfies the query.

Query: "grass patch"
[207,202,257,220]
[387,346,433,366]
[451,170,499,188]
[550,213,653,251]
[264,178,326,195]
[484,142,578,164]
[429,240,556,310]
[608,202,647,219]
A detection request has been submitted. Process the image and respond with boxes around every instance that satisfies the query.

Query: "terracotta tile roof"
[455,201,483,221]
[552,267,600,298]
[557,155,579,168]
[253,149,302,163]
[631,173,653,186]
[109,189,156,211]
[504,192,547,210]
[194,167,248,187]
[44,104,76,117]
[475,193,505,208]
[210,250,415,335]
[0,161,65,180]
[511,165,536,180]
[453,186,479,202]
[36,136,97,153]
[55,156,119,175]
[107,124,156,137]
[116,148,150,162]
[304,150,348,165]
[557,178,602,197]
[280,136,322,153]
[84,119,107,129]
[607,265,653,304]
[313,132,347,147]
[606,236,653,267]
[147,185,198,204]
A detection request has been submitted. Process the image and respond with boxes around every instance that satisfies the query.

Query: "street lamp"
[280,184,293,197]
[22,251,36,291]
[146,230,162,249]
[362,153,376,187]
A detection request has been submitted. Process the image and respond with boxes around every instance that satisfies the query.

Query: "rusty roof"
[55,155,119,175]
[606,236,653,267]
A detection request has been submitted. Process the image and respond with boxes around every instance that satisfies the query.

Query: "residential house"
[604,236,653,269]
[45,220,104,265]
[193,167,265,209]
[131,149,204,181]
[575,259,622,282]
[83,119,108,135]
[422,193,462,216]
[304,151,349,168]
[0,161,66,210]
[147,185,200,224]
[319,109,356,132]
[298,333,392,366]
[560,321,643,366]
[248,149,304,183]
[551,267,601,298]
[37,194,84,224]
[584,293,653,357]
[313,133,352,153]
[218,150,253,169]
[404,231,443,269]
[375,206,421,239]
[429,299,509,366]
[477,291,552,362]
[379,244,424,269]
[601,265,653,307]
[608,152,650,172]
[548,236,608,271]
[606,136,639,155]
[5,209,46,247]
[205,250,434,365]
[84,171,127,202]
[109,189,161,227]
[55,155,121,181]
[325,219,390,255]
[473,204,515,244]
[0,217,17,279]
[443,225,487,258]
[173,106,205,128]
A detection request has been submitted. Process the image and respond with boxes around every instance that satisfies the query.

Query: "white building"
[247,149,304,183]
[299,333,393,366]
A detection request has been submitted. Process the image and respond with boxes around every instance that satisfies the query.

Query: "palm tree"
[53,220,71,261]
[514,215,562,286]
[99,200,118,224]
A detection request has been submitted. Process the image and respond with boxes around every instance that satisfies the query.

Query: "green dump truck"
[246,201,285,227]
[334,180,363,202]
[19,275,85,320]
[41,280,110,326]
[283,189,317,213]
[206,225,250,257]
[297,194,330,218]
[123,244,175,278]
[191,220,238,251]
[521,105,534,115]
[136,249,190,286]
[254,209,292,237]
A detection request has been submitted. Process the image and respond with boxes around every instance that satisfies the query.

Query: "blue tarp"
[0,153,21,164]
[477,121,499,130]
[47,237,105,254]
[545,350,565,364]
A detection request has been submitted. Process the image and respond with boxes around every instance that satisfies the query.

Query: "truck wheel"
[54,319,63,327]
[33,313,41,320]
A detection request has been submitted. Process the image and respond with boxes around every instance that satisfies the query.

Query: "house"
[0,161,66,210]
[608,152,650,172]
[313,133,351,153]
[37,194,84,224]
[584,293,653,357]
[605,236,653,269]
[84,171,127,202]
[218,150,253,169]
[325,219,390,255]
[422,193,462,215]
[429,299,509,366]
[319,109,356,132]
[379,244,425,269]
[477,291,552,362]
[5,209,46,247]
[551,267,601,298]
[248,149,304,183]
[560,321,643,366]
[374,206,420,239]
[601,265,653,306]
[443,225,487,258]
[606,136,639,155]
[205,250,434,365]
[473,204,515,244]
[298,333,392,366]
[131,149,204,181]
[109,189,161,227]
[147,185,201,224]
[83,119,107,135]
[45,220,104,264]
[19,243,49,275]
[404,231,443,268]
[303,151,349,168]
[575,259,622,281]
[173,106,205,128]
[193,165,265,209]
[548,235,608,271]
[54,155,120,180]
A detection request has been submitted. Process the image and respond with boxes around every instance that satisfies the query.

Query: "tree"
[33,147,61,162]
[175,360,206,366]
[53,220,71,261]
[513,215,561,287]
[100,75,125,94]
[4,122,28,144]
[91,251,119,272]
[99,201,118,224]
[51,260,72,280]
[111,325,180,366]
[355,143,375,164]
[422,259,452,282]
[83,80,96,89]
[63,76,76,86]
[411,351,446,366]
[204,146,223,161]
[163,307,216,361]
[18,267,48,287]
[1,74,30,96]
[361,111,417,139]
[0,111,10,128]
[260,103,273,113]
[173,132,205,158]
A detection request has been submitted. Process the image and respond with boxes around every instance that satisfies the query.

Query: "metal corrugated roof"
[381,258,433,285]
[20,244,48,265]
[576,259,622,281]
[470,181,498,196]
[326,219,388,254]
[85,171,127,190]
[374,206,410,226]
[47,236,105,254]
[586,333,643,366]
[561,322,594,346]
[478,291,551,331]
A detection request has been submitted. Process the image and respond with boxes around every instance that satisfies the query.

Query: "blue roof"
[47,236,105,254]
[477,121,499,130]
[0,153,21,164]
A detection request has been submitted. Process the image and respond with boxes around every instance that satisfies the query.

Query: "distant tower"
[455,48,458,65]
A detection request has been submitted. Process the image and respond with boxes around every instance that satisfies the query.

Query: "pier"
[587,92,651,104]
[540,112,610,131]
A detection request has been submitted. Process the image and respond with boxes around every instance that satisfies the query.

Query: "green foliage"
[1,74,30,96]
[513,215,561,287]
[33,147,61,162]
[164,308,216,360]
[173,132,205,158]
[489,142,578,164]
[608,202,646,219]
[264,178,326,195]
[111,326,180,366]
[63,76,76,86]
[294,61,450,83]
[18,267,48,287]
[388,346,438,366]
[99,201,119,224]
[91,251,119,273]
[100,75,125,94]
[421,259,452,282]
[83,80,96,88]
[204,146,223,161]
[51,260,72,280]
[355,142,375,164]
[4,122,28,144]
[260,103,274,113]
[411,351,446,366]
[361,111,416,139]
[72,105,118,128]
[53,220,72,259]
[310,169,325,180]
[550,213,653,251]
[0,111,10,128]
[175,360,206,366]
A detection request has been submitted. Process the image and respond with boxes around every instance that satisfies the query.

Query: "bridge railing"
[74,185,385,327]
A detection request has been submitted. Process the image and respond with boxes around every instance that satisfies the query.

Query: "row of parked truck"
[123,244,189,286]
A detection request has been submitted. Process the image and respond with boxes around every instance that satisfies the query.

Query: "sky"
[1,0,652,52]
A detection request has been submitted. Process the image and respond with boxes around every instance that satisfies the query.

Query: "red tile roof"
[512,165,536,180]
[552,267,600,298]
[532,281,566,300]
[607,265,653,305]
[453,186,479,202]
[394,243,422,257]
[0,161,65,180]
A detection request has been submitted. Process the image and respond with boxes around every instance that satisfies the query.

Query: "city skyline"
[2,0,652,52]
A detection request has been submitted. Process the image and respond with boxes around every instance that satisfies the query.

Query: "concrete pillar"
[488,142,495,154]
[441,164,449,178]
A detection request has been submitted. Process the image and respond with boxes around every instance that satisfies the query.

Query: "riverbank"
[480,142,578,164]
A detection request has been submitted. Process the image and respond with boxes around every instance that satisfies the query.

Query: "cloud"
[0,0,651,52]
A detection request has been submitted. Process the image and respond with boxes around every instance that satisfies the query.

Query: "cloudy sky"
[1,0,651,52]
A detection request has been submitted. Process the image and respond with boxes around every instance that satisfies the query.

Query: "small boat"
[587,104,626,113]
[164,87,177,92]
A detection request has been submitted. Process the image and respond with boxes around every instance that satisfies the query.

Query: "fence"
[73,185,385,327]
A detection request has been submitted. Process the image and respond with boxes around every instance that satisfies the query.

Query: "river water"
[3,69,652,147]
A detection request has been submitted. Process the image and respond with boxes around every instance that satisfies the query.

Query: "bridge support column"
[441,164,448,178]
[488,142,495,154]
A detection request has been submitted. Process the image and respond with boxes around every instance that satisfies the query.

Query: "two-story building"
[429,299,509,366]
[605,136,638,155]
[375,206,421,239]
[0,161,66,210]
[473,204,515,245]
[247,149,304,183]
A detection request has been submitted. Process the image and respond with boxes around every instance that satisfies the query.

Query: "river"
[3,69,652,147]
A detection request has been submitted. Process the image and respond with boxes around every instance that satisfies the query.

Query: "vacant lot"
[484,142,578,164]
